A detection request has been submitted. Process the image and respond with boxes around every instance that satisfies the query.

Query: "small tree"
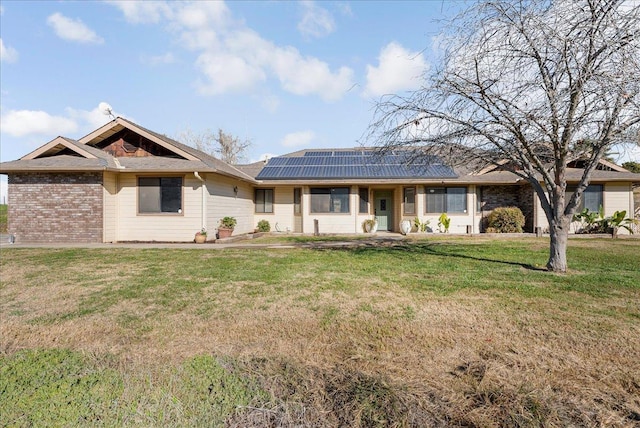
[622,161,640,173]
[177,127,251,164]
[368,0,640,272]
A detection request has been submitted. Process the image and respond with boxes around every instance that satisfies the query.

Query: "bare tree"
[177,127,251,164]
[367,0,640,272]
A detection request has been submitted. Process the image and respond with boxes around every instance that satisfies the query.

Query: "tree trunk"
[547,219,570,272]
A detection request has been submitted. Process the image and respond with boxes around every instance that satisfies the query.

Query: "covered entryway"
[374,190,393,231]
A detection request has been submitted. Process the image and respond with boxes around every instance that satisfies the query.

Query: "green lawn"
[1,237,639,426]
[0,204,7,233]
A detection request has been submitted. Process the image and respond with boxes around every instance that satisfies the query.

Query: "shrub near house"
[486,207,525,233]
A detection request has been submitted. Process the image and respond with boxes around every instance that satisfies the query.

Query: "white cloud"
[0,38,18,63]
[142,52,176,65]
[297,1,336,39]
[47,12,104,44]
[271,47,354,101]
[364,42,428,97]
[0,103,126,139]
[195,51,267,95]
[0,110,78,137]
[260,94,280,113]
[66,102,123,130]
[106,0,173,24]
[336,2,353,17]
[174,1,230,29]
[108,1,353,101]
[281,130,316,148]
[251,152,278,163]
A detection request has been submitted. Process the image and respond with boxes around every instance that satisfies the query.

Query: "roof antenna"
[99,102,116,120]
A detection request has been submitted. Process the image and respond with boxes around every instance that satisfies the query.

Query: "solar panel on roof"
[266,157,288,166]
[336,150,363,156]
[255,150,457,180]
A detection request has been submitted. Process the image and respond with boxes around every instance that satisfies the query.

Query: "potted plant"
[413,217,430,233]
[194,228,207,243]
[362,218,378,233]
[218,216,237,239]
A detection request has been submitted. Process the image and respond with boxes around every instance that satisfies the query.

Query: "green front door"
[374,191,393,231]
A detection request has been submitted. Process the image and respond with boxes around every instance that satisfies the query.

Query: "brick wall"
[479,185,533,232]
[8,172,103,243]
[518,185,535,233]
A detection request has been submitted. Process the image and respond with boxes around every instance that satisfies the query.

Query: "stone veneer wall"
[8,172,103,243]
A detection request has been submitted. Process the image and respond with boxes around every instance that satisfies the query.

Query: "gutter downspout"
[194,172,206,231]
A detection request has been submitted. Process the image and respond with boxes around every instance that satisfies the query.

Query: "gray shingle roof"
[0,118,257,182]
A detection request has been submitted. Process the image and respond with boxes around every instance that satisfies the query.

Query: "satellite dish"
[99,102,115,119]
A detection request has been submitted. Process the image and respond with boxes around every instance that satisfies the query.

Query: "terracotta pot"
[218,227,234,239]
[194,233,207,244]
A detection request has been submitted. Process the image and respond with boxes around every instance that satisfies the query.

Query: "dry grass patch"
[1,239,639,426]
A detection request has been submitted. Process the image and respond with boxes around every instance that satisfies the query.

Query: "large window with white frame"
[138,177,183,214]
[425,186,467,213]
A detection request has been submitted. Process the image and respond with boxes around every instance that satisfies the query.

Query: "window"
[310,187,350,213]
[425,186,467,213]
[255,188,274,213]
[294,188,301,215]
[404,187,416,214]
[567,184,603,212]
[359,187,369,214]
[138,177,182,214]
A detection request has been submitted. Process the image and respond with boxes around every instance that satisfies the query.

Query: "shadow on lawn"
[306,240,548,272]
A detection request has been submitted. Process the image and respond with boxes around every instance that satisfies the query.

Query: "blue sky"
[1,1,638,203]
[0,0,465,201]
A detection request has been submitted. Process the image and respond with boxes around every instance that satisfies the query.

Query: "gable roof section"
[22,136,99,160]
[0,117,257,182]
[0,136,121,172]
[79,117,256,182]
[255,149,458,181]
[80,118,199,161]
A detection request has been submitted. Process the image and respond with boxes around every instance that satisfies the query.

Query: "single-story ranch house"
[1,117,639,243]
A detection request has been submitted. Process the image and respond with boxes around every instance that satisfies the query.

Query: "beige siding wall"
[534,182,634,234]
[269,184,480,234]
[603,182,633,235]
[401,185,476,234]
[206,174,254,236]
[603,182,633,215]
[255,185,295,233]
[116,173,203,242]
[103,172,118,242]
[302,185,360,234]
